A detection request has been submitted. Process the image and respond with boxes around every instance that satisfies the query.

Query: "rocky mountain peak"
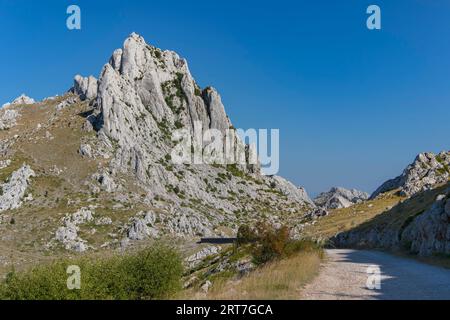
[87,32,232,141]
[314,187,368,210]
[46,32,315,244]
[2,94,35,108]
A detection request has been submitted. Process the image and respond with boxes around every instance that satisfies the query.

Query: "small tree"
[236,225,257,245]
[252,223,290,265]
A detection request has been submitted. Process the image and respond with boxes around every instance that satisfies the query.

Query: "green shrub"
[237,225,257,245]
[251,223,290,265]
[174,120,183,129]
[237,222,322,265]
[154,50,162,60]
[0,245,183,300]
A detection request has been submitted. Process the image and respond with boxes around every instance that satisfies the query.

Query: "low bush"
[0,245,183,300]
[237,222,322,265]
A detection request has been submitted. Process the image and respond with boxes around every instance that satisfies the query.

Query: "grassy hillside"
[303,190,405,240]
[304,183,449,242]
[339,184,448,239]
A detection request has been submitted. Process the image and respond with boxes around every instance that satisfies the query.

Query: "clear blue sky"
[1,0,449,196]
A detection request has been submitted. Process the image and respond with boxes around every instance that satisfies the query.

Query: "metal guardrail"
[198,238,237,244]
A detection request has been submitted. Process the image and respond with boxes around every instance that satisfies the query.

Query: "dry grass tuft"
[205,250,323,300]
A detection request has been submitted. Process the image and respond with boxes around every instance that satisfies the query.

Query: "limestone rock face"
[73,75,98,101]
[371,151,450,199]
[79,144,93,158]
[54,208,95,252]
[332,185,450,257]
[185,246,221,268]
[0,160,11,170]
[314,187,369,210]
[92,171,119,193]
[401,190,450,256]
[202,87,231,133]
[126,211,159,240]
[93,32,234,163]
[266,176,315,206]
[0,164,35,212]
[0,108,20,130]
[69,32,315,238]
[56,95,79,111]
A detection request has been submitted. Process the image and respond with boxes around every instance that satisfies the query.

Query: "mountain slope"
[305,151,450,257]
[0,33,313,275]
[371,151,450,199]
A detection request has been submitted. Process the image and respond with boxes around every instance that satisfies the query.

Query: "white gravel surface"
[302,249,450,300]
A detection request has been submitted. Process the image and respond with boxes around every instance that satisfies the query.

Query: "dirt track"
[301,249,450,300]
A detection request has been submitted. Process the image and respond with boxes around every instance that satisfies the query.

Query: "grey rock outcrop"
[93,171,118,193]
[401,190,450,256]
[0,164,35,212]
[95,217,113,226]
[79,144,93,158]
[314,187,369,210]
[94,32,236,158]
[201,280,212,293]
[309,207,329,218]
[165,208,214,237]
[54,208,95,252]
[126,211,159,240]
[66,207,94,225]
[371,151,450,199]
[0,109,20,130]
[56,95,78,111]
[185,246,221,268]
[266,176,315,206]
[0,160,11,170]
[73,75,98,101]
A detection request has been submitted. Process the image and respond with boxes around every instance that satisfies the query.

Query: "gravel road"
[301,249,450,300]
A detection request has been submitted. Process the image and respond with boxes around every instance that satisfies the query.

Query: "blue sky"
[1,0,449,196]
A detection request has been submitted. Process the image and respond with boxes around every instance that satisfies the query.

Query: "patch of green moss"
[226,164,244,178]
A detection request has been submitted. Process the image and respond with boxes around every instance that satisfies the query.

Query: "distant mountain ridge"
[314,187,368,210]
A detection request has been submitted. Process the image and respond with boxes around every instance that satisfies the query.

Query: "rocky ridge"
[314,187,368,210]
[371,151,450,199]
[333,185,450,256]
[2,94,35,108]
[327,151,450,257]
